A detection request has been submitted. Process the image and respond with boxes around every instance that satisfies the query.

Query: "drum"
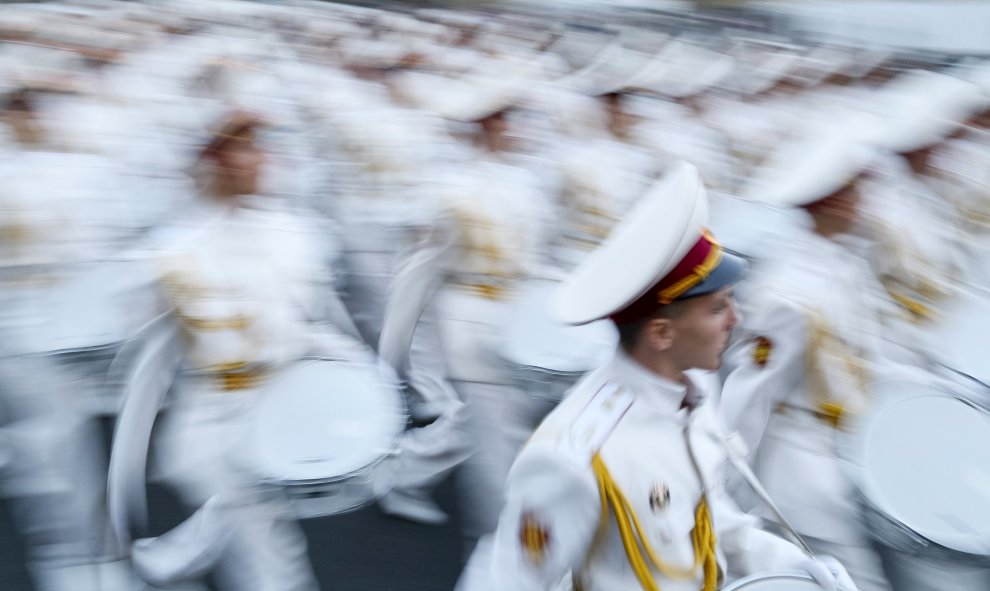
[924,288,990,390]
[722,572,824,590]
[841,379,990,590]
[2,259,163,415]
[58,261,163,415]
[244,359,407,519]
[498,278,617,401]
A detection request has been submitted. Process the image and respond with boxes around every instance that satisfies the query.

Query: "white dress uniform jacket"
[863,155,965,308]
[459,351,809,591]
[436,151,556,384]
[435,148,560,546]
[930,129,990,289]
[553,136,657,270]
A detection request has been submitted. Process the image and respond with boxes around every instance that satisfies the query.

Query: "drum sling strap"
[569,383,718,591]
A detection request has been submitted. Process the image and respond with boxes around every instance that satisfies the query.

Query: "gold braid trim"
[179,314,253,331]
[592,453,717,591]
[657,233,724,305]
[886,290,933,322]
[209,362,269,392]
[804,312,871,429]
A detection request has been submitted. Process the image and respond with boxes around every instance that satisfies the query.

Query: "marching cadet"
[618,37,740,194]
[0,75,156,591]
[705,43,805,177]
[721,121,899,591]
[548,40,667,269]
[547,117,657,269]
[921,63,990,290]
[322,72,474,525]
[133,109,368,590]
[862,70,987,307]
[458,162,857,591]
[425,60,563,553]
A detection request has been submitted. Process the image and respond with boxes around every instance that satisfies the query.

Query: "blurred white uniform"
[330,103,473,514]
[436,150,557,547]
[864,155,965,309]
[708,93,802,176]
[632,106,737,195]
[151,196,367,591]
[929,129,990,289]
[553,135,655,269]
[721,221,894,591]
[458,352,810,591]
[0,147,158,591]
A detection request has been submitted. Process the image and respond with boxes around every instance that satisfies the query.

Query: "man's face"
[480,110,508,137]
[667,287,739,372]
[902,144,936,175]
[970,109,990,130]
[805,180,863,234]
[214,131,266,195]
[603,93,632,133]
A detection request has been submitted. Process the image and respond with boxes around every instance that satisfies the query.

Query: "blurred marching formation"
[1,0,989,590]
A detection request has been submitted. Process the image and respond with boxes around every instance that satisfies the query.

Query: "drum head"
[723,572,824,590]
[44,261,161,352]
[252,360,405,483]
[927,289,990,386]
[2,260,160,354]
[847,383,990,556]
[501,278,617,373]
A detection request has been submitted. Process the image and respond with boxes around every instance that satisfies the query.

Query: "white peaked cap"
[554,162,746,325]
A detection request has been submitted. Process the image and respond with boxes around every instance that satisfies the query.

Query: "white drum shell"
[722,572,824,591]
[1,259,164,415]
[245,360,406,519]
[924,288,990,390]
[840,378,990,585]
[497,278,617,401]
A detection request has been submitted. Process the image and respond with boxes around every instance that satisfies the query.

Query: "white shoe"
[131,496,233,587]
[378,489,448,525]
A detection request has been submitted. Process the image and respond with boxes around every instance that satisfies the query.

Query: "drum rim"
[45,341,125,355]
[501,362,587,377]
[249,357,407,484]
[256,452,389,487]
[840,383,990,556]
[721,570,819,590]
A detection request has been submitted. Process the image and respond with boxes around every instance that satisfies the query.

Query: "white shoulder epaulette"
[562,381,636,465]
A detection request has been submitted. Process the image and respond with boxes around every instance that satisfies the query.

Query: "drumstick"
[724,432,816,557]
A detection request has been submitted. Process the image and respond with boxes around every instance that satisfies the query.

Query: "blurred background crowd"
[1,0,989,590]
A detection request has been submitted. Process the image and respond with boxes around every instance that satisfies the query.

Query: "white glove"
[801,556,859,591]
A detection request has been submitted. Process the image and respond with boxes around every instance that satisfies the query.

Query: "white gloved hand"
[801,556,859,591]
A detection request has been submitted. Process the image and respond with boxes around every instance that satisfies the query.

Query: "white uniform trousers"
[152,375,318,591]
[454,380,556,553]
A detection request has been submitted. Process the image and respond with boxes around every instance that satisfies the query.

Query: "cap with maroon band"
[552,161,747,326]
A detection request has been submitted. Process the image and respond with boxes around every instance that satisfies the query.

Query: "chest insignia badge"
[649,482,671,514]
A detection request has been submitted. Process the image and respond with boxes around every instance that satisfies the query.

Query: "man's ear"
[642,317,675,353]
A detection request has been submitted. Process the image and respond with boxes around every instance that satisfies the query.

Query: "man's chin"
[695,359,721,372]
